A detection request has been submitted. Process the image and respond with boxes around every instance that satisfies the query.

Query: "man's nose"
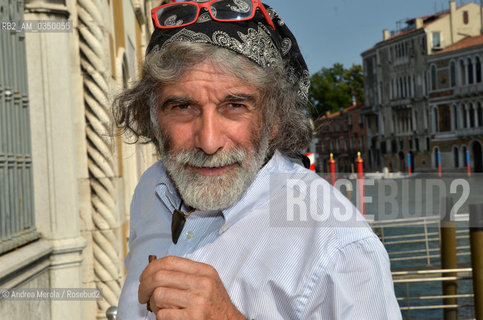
[193,109,225,155]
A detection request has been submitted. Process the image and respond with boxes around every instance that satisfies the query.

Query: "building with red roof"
[315,103,368,173]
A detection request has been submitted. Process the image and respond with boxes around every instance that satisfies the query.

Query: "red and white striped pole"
[437,150,442,178]
[305,152,315,171]
[407,153,412,177]
[466,149,471,178]
[329,153,336,186]
[356,152,365,216]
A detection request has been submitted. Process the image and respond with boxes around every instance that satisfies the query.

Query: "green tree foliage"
[308,63,364,119]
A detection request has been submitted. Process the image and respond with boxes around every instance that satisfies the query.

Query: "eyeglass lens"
[210,0,253,20]
[157,0,255,27]
[157,3,198,27]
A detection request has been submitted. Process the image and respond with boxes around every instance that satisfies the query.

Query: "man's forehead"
[157,62,261,96]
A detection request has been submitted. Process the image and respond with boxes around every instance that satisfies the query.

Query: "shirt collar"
[154,162,182,213]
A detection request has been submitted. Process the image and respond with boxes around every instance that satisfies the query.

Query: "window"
[414,110,418,131]
[404,76,408,97]
[0,1,38,255]
[391,140,398,154]
[439,104,451,132]
[460,60,466,85]
[468,58,474,84]
[431,65,437,90]
[463,11,469,24]
[433,107,439,132]
[399,78,403,97]
[381,141,387,154]
[478,102,483,126]
[462,104,468,128]
[454,147,459,168]
[432,32,441,48]
[453,105,458,130]
[450,61,456,87]
[476,57,481,83]
[469,103,475,127]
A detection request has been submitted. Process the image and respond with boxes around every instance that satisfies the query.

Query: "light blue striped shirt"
[118,151,402,319]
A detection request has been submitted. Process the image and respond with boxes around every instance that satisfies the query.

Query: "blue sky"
[263,0,479,74]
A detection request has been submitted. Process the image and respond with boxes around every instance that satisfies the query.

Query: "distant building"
[361,0,482,172]
[315,104,368,173]
[427,35,483,172]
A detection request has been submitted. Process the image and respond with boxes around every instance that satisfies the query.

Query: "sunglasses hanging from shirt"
[171,202,196,244]
[151,0,275,30]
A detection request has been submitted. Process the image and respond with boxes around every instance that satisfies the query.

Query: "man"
[114,1,402,319]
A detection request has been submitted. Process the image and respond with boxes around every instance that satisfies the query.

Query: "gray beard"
[160,132,270,211]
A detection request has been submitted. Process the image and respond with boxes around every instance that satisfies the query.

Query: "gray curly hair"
[112,42,312,158]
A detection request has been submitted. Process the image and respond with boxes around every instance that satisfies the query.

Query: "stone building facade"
[361,0,482,172]
[0,0,166,319]
[427,35,483,172]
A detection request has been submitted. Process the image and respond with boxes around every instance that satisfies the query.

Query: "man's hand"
[138,256,246,320]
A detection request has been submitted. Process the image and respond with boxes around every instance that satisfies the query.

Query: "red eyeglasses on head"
[151,0,275,30]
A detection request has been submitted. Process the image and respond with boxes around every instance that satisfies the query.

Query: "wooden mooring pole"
[469,204,483,320]
[440,197,457,320]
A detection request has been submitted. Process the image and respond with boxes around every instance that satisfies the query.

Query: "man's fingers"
[138,269,217,304]
[141,256,217,281]
[155,308,187,320]
[150,287,188,310]
[139,269,193,303]
[139,256,220,304]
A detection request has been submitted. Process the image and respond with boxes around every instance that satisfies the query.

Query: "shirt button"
[220,225,229,233]
[186,231,194,239]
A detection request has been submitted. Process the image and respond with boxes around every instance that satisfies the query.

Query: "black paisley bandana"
[146,1,310,102]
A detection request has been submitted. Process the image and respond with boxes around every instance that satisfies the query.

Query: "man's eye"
[228,103,245,109]
[172,104,190,110]
[223,103,249,111]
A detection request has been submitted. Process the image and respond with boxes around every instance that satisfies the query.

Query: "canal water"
[338,173,483,319]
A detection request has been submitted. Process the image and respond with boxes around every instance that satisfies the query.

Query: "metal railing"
[392,268,475,319]
[0,0,38,255]
[371,214,471,269]
[371,214,476,319]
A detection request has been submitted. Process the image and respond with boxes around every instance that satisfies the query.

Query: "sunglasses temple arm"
[256,2,275,30]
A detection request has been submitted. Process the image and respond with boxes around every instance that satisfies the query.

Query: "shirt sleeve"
[299,236,403,320]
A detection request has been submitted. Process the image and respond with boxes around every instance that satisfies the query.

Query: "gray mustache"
[175,148,248,168]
